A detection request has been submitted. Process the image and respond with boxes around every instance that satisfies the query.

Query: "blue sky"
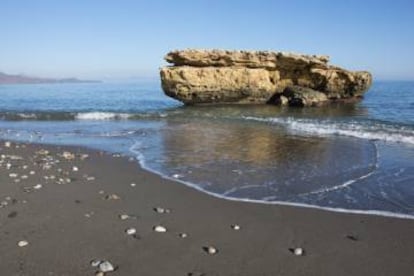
[1,0,413,80]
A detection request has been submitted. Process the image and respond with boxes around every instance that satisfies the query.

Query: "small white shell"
[98,260,115,272]
[4,141,11,148]
[153,225,167,233]
[125,228,136,235]
[18,240,29,247]
[130,183,136,187]
[9,173,18,178]
[29,171,36,175]
[72,166,79,172]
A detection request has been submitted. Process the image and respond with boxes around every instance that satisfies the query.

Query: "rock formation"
[160,49,372,106]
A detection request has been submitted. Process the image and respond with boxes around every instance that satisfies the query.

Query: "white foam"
[75,112,131,120]
[129,139,414,220]
[243,116,414,145]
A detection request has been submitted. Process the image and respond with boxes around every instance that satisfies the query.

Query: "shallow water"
[0,81,413,216]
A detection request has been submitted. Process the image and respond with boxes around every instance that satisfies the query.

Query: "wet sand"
[0,141,413,276]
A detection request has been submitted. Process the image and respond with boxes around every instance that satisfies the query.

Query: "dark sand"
[0,141,413,276]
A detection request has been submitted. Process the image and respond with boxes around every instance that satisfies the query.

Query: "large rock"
[160,49,372,106]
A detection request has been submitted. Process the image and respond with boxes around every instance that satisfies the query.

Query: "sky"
[1,0,413,80]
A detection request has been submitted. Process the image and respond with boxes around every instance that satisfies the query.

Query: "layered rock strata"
[160,49,372,106]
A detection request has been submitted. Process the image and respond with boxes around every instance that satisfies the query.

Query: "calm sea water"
[0,81,413,217]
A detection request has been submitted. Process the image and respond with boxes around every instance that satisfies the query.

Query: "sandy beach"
[0,140,413,276]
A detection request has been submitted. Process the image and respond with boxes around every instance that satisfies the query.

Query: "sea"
[0,80,413,218]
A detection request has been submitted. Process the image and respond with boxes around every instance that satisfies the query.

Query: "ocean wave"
[243,116,414,145]
[75,112,132,120]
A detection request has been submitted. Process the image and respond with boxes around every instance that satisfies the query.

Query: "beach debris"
[125,227,137,235]
[18,240,29,247]
[130,183,136,187]
[179,233,188,238]
[153,225,167,233]
[289,247,305,256]
[153,207,171,214]
[104,194,121,200]
[231,224,241,230]
[72,166,79,172]
[33,184,43,190]
[4,141,11,148]
[203,246,218,255]
[172,173,182,179]
[62,151,75,160]
[98,260,115,272]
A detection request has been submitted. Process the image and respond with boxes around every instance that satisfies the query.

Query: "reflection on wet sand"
[158,116,377,198]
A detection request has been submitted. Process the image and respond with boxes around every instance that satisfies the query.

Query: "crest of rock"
[160,49,372,106]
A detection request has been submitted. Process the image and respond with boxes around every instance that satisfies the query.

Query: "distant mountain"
[0,72,100,84]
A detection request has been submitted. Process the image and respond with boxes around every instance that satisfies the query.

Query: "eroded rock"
[160,49,372,106]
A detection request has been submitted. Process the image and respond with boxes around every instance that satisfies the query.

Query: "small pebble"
[98,260,115,272]
[18,240,29,247]
[29,171,35,175]
[203,246,218,255]
[119,214,130,220]
[21,175,28,179]
[95,272,104,276]
[33,184,42,190]
[231,224,241,230]
[90,259,101,267]
[153,225,167,233]
[130,183,136,187]
[179,233,188,238]
[9,173,18,178]
[125,228,137,235]
[290,247,305,256]
[72,166,79,172]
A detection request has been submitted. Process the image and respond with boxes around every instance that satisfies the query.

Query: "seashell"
[6,163,11,169]
[203,246,218,255]
[125,228,137,235]
[4,141,11,148]
[105,194,120,200]
[231,224,241,230]
[29,171,35,175]
[21,175,28,179]
[130,183,136,187]
[33,184,42,190]
[18,240,29,247]
[153,225,167,233]
[72,166,79,172]
[98,260,115,272]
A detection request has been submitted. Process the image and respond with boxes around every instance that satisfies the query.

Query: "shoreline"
[1,140,414,275]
